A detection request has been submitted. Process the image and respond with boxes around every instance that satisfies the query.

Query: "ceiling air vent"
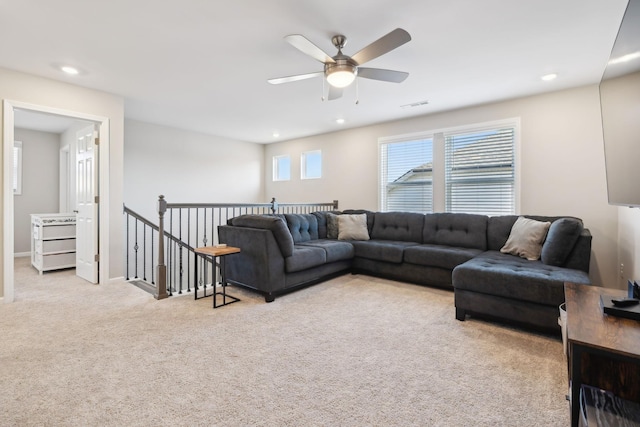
[401,100,429,109]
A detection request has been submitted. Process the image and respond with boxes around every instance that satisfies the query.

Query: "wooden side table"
[194,246,241,308]
[565,282,640,426]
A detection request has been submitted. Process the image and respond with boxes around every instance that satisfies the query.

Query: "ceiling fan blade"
[358,68,409,83]
[284,34,336,64]
[351,28,411,65]
[327,85,343,100]
[268,71,324,85]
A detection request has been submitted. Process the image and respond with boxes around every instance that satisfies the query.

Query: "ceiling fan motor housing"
[325,56,358,88]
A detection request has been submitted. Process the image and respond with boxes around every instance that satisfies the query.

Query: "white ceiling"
[0,0,629,143]
[13,108,88,133]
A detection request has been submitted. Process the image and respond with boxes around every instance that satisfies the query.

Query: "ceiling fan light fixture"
[326,64,357,88]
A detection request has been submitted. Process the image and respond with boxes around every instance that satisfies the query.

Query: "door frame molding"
[3,100,110,302]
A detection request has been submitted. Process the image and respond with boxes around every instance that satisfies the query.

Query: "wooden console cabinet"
[31,214,76,274]
[565,282,640,426]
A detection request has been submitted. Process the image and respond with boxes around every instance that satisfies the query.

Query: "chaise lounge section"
[218,210,592,331]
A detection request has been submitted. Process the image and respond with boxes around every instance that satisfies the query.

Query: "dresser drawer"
[41,224,76,239]
[35,252,76,270]
[35,239,75,254]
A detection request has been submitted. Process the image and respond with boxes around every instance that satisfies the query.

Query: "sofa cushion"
[369,212,425,243]
[452,251,591,306]
[500,217,551,261]
[541,218,584,267]
[285,214,319,243]
[404,244,484,270]
[229,215,294,257]
[423,213,488,250]
[351,240,419,264]
[297,239,355,262]
[338,214,370,240]
[285,246,327,273]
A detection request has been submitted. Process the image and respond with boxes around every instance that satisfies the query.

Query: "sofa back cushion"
[285,214,319,243]
[540,218,584,266]
[423,213,488,250]
[229,215,294,257]
[370,212,424,242]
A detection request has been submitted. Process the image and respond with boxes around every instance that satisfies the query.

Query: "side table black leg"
[213,253,240,309]
[570,345,582,427]
[214,256,221,308]
[193,253,198,300]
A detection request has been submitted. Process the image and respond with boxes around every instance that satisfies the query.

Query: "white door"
[76,125,99,283]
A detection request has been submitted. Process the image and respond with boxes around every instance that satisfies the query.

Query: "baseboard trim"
[109,276,125,284]
[14,252,30,258]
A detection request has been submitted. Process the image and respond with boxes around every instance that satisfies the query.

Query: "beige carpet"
[1,257,569,426]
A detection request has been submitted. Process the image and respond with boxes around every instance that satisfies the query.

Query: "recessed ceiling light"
[272,132,280,138]
[541,73,557,82]
[336,118,345,124]
[61,66,80,75]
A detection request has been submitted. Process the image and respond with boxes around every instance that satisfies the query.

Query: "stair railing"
[123,197,339,299]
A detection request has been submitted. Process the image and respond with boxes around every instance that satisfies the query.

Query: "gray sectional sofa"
[218,210,592,331]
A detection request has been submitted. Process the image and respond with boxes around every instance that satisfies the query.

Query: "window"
[380,138,433,213]
[301,150,322,179]
[273,155,291,181]
[445,127,515,215]
[379,120,517,215]
[13,141,23,195]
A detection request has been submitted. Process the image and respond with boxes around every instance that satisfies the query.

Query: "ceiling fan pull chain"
[355,78,359,105]
[321,77,326,101]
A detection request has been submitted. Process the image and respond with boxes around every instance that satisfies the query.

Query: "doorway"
[3,100,111,303]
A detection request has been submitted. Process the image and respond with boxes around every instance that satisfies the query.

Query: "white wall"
[618,207,640,289]
[1,67,125,296]
[124,120,264,220]
[264,84,620,288]
[13,128,60,254]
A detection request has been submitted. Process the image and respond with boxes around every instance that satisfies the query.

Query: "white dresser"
[31,213,76,274]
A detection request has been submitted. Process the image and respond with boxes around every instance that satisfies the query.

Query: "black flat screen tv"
[600,0,640,207]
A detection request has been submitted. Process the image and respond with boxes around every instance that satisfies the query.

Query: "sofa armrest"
[228,215,294,257]
[563,228,592,273]
[218,225,286,294]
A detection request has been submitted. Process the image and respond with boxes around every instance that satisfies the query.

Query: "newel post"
[155,195,168,300]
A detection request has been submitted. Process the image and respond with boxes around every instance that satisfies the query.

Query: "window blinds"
[444,127,515,215]
[380,138,433,213]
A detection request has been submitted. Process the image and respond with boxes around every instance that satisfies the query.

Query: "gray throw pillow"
[326,213,340,239]
[500,216,551,261]
[541,218,583,266]
[338,214,370,241]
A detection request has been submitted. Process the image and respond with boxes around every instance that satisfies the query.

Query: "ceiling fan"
[268,28,411,100]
